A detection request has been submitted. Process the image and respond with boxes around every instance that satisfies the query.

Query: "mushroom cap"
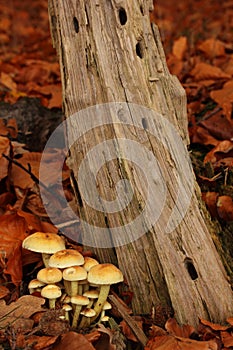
[83,257,99,272]
[83,290,99,299]
[37,267,63,284]
[71,295,89,306]
[41,284,62,299]
[22,232,65,254]
[28,279,46,290]
[48,249,84,268]
[102,301,112,310]
[62,303,72,312]
[62,266,87,282]
[101,316,109,322]
[80,308,96,317]
[87,263,123,285]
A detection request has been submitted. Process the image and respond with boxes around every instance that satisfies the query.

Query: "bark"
[48,0,233,326]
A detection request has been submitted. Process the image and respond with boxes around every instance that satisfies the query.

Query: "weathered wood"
[48,0,233,326]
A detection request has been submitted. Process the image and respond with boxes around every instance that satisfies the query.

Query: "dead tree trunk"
[48,0,233,326]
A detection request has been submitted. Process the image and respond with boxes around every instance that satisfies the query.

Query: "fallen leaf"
[199,114,233,141]
[217,196,233,222]
[204,140,233,164]
[52,331,95,350]
[210,80,233,120]
[172,36,187,60]
[0,72,17,91]
[198,38,226,58]
[24,335,58,350]
[0,295,45,331]
[202,192,219,218]
[145,335,218,350]
[192,126,219,146]
[0,285,9,299]
[165,318,196,338]
[190,62,230,81]
[221,331,233,348]
[0,136,10,180]
[199,318,230,331]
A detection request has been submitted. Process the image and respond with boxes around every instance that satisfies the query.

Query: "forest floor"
[0,0,233,349]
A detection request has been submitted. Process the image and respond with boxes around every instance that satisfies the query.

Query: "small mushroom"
[48,249,84,269]
[70,295,89,328]
[41,284,62,309]
[28,279,46,294]
[62,303,72,322]
[99,300,112,321]
[87,263,123,321]
[83,289,99,308]
[62,266,87,296]
[37,267,63,284]
[79,308,96,329]
[22,232,65,267]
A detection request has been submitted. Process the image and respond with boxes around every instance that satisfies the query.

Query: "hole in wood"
[140,5,144,15]
[184,258,198,280]
[73,16,79,33]
[136,42,143,59]
[119,7,127,25]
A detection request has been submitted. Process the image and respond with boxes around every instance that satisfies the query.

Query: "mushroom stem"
[91,285,110,321]
[79,316,90,329]
[70,281,78,296]
[72,305,82,328]
[42,253,51,267]
[48,298,56,309]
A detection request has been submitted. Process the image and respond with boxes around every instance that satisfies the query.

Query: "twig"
[108,294,148,347]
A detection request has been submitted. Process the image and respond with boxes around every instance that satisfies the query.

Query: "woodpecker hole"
[119,7,127,25]
[73,17,79,33]
[136,41,143,58]
[184,258,198,280]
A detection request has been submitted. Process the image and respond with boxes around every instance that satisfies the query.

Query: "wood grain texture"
[48,0,233,326]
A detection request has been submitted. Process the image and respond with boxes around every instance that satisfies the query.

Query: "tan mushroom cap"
[83,257,99,272]
[22,232,65,254]
[63,266,87,282]
[48,249,84,268]
[102,301,112,311]
[37,267,63,284]
[87,263,123,285]
[28,279,46,290]
[71,295,89,306]
[80,308,96,317]
[62,303,72,312]
[83,289,99,299]
[41,284,62,299]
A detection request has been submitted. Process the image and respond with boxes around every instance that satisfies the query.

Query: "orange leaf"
[199,318,229,331]
[217,196,233,222]
[172,36,187,60]
[221,331,233,348]
[204,140,233,164]
[198,38,226,58]
[0,136,10,180]
[52,332,95,350]
[202,192,219,218]
[145,335,217,350]
[0,72,17,91]
[190,62,230,81]
[210,80,233,120]
[165,318,196,338]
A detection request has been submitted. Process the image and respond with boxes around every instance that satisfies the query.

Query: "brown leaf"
[190,62,230,81]
[198,38,226,58]
[192,126,219,146]
[172,36,187,60]
[204,140,233,164]
[120,318,142,342]
[202,192,219,218]
[199,114,233,141]
[0,295,45,331]
[199,318,229,331]
[221,331,233,348]
[0,136,10,180]
[0,285,10,299]
[217,195,233,222]
[52,332,95,350]
[145,335,218,350]
[210,80,233,120]
[0,72,17,91]
[165,318,196,338]
[24,335,58,350]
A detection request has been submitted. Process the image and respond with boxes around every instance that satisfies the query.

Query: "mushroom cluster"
[22,232,123,329]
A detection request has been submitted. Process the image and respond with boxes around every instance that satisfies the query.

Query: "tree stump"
[47,0,233,326]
